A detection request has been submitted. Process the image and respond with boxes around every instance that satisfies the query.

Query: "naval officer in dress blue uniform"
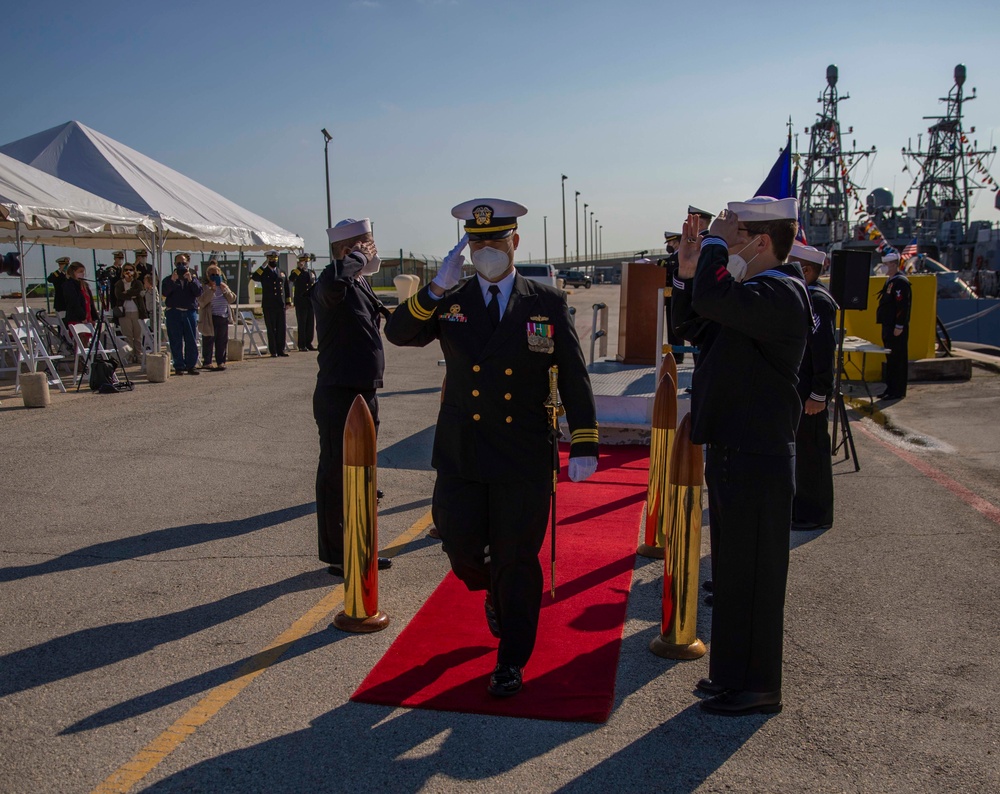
[290,253,317,350]
[311,218,392,577]
[675,196,811,715]
[251,250,291,356]
[875,249,912,401]
[384,198,599,697]
[788,244,837,531]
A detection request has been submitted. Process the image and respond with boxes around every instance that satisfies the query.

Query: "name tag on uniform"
[527,320,554,354]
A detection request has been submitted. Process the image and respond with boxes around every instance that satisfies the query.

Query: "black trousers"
[262,303,287,355]
[295,301,315,349]
[793,407,834,526]
[706,447,793,693]
[314,386,379,566]
[664,298,685,363]
[432,474,551,668]
[881,325,909,397]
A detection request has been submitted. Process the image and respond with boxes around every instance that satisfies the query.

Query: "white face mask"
[361,254,381,276]
[727,237,760,282]
[470,246,511,281]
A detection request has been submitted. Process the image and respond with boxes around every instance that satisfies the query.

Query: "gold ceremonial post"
[638,366,677,559]
[333,395,390,633]
[545,366,564,599]
[649,413,706,660]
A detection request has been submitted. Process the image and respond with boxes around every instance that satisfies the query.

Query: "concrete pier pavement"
[1,285,998,793]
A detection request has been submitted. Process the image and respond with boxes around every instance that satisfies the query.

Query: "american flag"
[901,238,918,259]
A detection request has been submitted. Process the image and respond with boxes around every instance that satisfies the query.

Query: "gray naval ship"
[794,64,1000,348]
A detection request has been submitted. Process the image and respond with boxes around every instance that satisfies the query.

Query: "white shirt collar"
[476,268,516,304]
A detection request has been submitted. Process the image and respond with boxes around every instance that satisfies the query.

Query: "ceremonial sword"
[545,366,565,598]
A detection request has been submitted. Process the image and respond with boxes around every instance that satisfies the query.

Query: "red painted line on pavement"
[858,423,1000,526]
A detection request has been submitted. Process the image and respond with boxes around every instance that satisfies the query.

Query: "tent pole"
[237,247,244,342]
[41,245,50,314]
[16,223,35,369]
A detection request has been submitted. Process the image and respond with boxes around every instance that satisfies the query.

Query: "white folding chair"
[237,311,268,357]
[0,312,21,376]
[4,313,67,394]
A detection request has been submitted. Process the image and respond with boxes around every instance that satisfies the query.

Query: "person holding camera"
[161,253,203,376]
[198,261,236,371]
[62,262,97,325]
[113,262,147,364]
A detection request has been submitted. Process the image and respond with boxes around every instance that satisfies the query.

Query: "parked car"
[557,269,592,288]
[516,264,559,288]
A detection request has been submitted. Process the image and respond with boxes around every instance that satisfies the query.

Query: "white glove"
[339,251,366,279]
[568,456,598,483]
[432,234,468,291]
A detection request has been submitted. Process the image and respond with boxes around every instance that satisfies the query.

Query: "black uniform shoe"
[696,677,726,695]
[278,352,289,357]
[306,345,317,351]
[700,689,782,716]
[791,520,831,531]
[376,489,384,501]
[327,557,393,577]
[484,594,501,638]
[702,580,713,593]
[487,664,522,697]
[704,594,713,607]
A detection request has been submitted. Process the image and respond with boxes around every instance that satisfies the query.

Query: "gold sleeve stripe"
[571,429,600,443]
[464,222,518,234]
[407,293,436,321]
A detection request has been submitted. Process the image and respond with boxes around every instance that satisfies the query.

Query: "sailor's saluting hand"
[677,213,703,279]
[431,234,469,295]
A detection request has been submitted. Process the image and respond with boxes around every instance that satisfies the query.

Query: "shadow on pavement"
[0,502,316,583]
[0,570,329,698]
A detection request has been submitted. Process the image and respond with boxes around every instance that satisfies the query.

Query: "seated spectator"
[198,262,236,371]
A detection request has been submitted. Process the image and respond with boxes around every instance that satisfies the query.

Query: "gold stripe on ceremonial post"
[638,366,677,559]
[333,395,390,633]
[650,413,706,660]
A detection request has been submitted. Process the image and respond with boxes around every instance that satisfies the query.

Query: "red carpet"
[351,445,649,723]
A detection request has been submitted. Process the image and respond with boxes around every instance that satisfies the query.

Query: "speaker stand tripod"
[830,307,860,472]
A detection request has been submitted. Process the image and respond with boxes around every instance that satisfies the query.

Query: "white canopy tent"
[1,121,305,351]
[0,152,154,369]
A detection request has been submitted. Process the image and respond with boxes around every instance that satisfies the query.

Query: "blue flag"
[756,134,794,199]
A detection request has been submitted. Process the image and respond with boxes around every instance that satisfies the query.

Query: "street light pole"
[590,212,595,260]
[561,175,568,263]
[599,224,603,257]
[322,128,333,260]
[574,192,580,262]
[583,202,588,261]
[543,216,548,262]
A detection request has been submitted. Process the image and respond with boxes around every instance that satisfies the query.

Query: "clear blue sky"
[3,0,999,277]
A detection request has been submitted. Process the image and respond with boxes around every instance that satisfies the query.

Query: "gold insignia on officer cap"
[451,198,528,235]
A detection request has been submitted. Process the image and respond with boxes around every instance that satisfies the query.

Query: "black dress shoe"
[327,557,393,577]
[700,688,782,716]
[696,677,726,695]
[702,580,713,593]
[791,519,831,531]
[306,345,316,351]
[376,489,384,500]
[487,663,522,697]
[704,594,713,607]
[278,352,289,357]
[484,594,502,638]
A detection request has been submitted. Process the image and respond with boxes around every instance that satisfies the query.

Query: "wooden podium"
[616,261,667,365]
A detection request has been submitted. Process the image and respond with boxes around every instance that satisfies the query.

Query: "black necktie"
[487,285,501,329]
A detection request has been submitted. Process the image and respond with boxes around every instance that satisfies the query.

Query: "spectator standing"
[161,254,203,376]
[198,261,236,371]
[62,262,97,325]
[113,262,147,364]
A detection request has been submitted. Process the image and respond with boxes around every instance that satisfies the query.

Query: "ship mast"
[797,64,876,247]
[902,64,997,246]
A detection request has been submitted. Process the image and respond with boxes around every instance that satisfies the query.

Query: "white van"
[515,264,559,288]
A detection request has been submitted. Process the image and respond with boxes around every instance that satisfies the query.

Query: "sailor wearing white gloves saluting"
[384,198,599,698]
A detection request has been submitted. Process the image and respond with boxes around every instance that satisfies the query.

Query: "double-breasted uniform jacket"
[876,272,912,330]
[47,269,68,313]
[683,243,811,455]
[251,265,291,309]
[384,274,599,483]
[290,266,316,306]
[311,266,385,389]
[798,282,837,405]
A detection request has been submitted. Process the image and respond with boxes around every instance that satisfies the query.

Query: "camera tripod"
[830,308,860,472]
[75,307,133,392]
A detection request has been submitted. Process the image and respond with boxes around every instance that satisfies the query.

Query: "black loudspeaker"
[829,250,871,310]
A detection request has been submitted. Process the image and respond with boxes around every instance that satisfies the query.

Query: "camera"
[95,264,118,285]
